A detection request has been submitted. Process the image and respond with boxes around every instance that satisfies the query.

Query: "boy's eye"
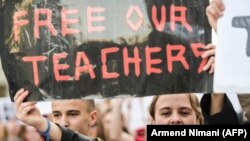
[161,112,171,116]
[68,112,79,117]
[53,114,61,118]
[180,111,190,116]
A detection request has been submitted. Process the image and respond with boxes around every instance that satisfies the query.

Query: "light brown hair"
[149,93,204,124]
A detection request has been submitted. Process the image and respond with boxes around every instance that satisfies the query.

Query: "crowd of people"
[0,91,249,141]
[0,0,250,141]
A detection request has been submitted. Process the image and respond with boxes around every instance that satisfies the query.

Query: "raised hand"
[206,0,225,32]
[14,88,47,131]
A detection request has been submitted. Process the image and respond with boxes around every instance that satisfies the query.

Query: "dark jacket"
[51,124,104,141]
[200,94,240,124]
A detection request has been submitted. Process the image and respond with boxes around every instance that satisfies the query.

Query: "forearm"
[14,89,63,140]
[49,121,63,141]
[35,117,62,141]
[210,93,225,115]
[201,93,240,124]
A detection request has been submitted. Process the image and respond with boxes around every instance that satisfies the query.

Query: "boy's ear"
[89,110,97,126]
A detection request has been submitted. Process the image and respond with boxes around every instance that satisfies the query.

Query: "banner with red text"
[0,0,212,101]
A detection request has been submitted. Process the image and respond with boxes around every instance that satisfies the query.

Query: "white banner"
[214,0,250,93]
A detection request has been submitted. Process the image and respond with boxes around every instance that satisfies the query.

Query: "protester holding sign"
[146,8,241,124]
[51,99,98,139]
[14,89,103,141]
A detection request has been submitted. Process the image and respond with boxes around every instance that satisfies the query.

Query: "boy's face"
[152,94,199,125]
[51,100,95,136]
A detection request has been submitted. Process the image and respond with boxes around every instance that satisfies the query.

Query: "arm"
[14,88,93,141]
[210,93,225,115]
[200,93,240,124]
[203,0,226,73]
[14,88,62,141]
[206,0,225,32]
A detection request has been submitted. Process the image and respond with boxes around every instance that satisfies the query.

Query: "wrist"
[211,93,225,102]
[36,117,49,133]
[39,118,51,141]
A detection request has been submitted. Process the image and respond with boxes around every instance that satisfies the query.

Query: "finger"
[209,63,215,74]
[206,6,220,31]
[15,90,29,110]
[18,102,37,114]
[211,1,223,17]
[19,105,36,119]
[202,44,215,50]
[14,88,25,102]
[203,57,215,71]
[214,0,225,11]
[206,5,220,19]
[202,49,215,58]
